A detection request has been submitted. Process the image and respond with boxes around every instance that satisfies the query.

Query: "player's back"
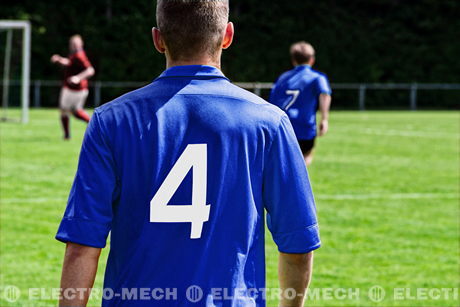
[95,65,289,306]
[270,65,330,140]
[57,65,319,306]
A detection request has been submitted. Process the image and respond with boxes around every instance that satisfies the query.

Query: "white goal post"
[0,20,31,124]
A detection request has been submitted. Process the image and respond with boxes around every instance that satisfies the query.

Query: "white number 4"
[150,144,210,239]
[284,89,300,110]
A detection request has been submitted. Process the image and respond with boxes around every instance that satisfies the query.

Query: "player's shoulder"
[94,83,153,119]
[226,82,286,116]
[95,80,286,129]
[221,83,288,136]
[276,67,298,83]
[71,50,90,65]
[74,49,88,58]
[310,68,330,81]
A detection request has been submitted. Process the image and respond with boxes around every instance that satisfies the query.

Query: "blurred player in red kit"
[51,35,95,139]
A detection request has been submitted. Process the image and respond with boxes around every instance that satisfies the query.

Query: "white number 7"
[284,89,300,110]
[150,144,210,239]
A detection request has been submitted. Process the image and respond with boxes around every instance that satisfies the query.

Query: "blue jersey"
[56,65,320,306]
[270,65,331,140]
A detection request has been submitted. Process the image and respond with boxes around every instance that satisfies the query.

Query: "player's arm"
[318,93,331,136]
[69,66,95,85]
[51,54,71,66]
[59,243,101,306]
[56,111,116,305]
[263,115,321,306]
[279,252,313,307]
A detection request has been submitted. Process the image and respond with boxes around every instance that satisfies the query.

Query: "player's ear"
[221,22,234,50]
[152,27,166,54]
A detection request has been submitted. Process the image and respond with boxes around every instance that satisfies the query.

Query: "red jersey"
[64,50,92,91]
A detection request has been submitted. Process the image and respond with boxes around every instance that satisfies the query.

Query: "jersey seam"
[96,93,272,110]
[61,216,111,227]
[150,92,268,102]
[271,223,319,237]
[153,75,229,82]
[94,111,113,153]
[93,110,120,181]
[95,82,281,117]
[117,92,277,111]
[264,113,287,168]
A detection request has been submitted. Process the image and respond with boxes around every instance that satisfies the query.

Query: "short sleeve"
[316,75,332,95]
[263,115,320,253]
[55,111,116,248]
[77,51,92,68]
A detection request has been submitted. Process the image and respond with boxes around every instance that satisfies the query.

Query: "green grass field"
[1,109,459,306]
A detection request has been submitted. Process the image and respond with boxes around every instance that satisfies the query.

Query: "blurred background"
[1,0,459,109]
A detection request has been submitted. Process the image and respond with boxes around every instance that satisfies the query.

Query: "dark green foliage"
[1,0,459,107]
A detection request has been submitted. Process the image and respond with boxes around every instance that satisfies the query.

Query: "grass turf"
[0,109,459,306]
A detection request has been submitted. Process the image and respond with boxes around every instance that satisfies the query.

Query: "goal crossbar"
[0,20,31,124]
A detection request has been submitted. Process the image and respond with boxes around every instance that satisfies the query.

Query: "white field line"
[316,192,458,200]
[0,197,67,204]
[360,128,458,139]
[0,192,458,204]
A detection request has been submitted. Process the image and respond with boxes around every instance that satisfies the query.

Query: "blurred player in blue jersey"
[270,41,332,166]
[56,1,320,306]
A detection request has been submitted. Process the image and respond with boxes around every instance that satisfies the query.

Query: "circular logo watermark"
[2,285,20,303]
[368,285,385,302]
[186,285,203,303]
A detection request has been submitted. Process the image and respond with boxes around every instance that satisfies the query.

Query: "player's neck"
[166,56,221,70]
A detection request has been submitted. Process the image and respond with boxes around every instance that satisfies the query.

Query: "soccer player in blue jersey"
[56,1,320,306]
[270,41,332,166]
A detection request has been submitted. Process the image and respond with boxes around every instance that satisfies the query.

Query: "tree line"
[1,0,459,108]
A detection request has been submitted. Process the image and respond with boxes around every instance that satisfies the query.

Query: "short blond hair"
[70,34,83,43]
[69,34,84,49]
[290,41,315,65]
[156,0,229,61]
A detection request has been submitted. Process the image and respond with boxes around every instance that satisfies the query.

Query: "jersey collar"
[295,64,311,70]
[155,65,229,81]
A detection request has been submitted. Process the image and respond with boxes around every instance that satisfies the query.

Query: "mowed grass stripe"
[2,191,457,204]
[1,109,459,307]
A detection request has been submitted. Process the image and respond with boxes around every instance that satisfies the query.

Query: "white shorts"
[59,87,89,111]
